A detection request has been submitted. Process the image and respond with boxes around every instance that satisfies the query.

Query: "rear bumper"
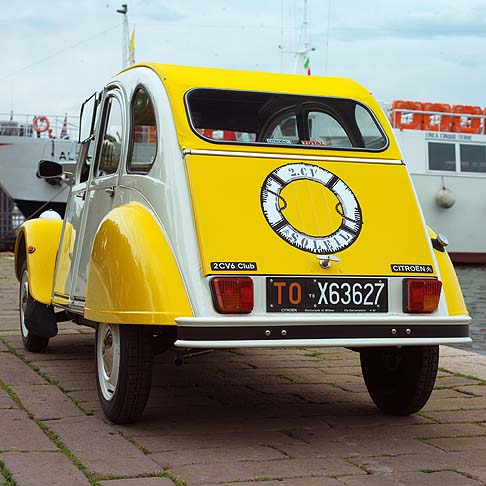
[174,315,471,348]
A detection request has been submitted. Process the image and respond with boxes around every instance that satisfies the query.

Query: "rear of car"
[152,64,470,416]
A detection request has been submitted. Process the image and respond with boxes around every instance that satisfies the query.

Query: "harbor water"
[454,265,486,355]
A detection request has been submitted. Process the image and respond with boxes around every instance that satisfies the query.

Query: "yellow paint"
[53,221,76,297]
[427,228,468,316]
[185,154,435,277]
[84,202,193,324]
[125,63,402,161]
[14,219,63,304]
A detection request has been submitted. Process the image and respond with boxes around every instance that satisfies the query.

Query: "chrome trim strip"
[175,337,472,349]
[182,148,402,165]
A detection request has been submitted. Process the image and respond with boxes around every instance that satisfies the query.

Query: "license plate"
[266,277,388,313]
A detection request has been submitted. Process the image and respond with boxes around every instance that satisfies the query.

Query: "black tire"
[95,323,153,424]
[19,263,50,352]
[360,345,439,416]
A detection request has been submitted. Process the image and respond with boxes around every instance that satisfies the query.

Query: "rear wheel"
[19,263,50,352]
[360,345,439,415]
[95,323,153,424]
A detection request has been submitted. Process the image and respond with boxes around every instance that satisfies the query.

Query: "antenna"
[117,4,129,68]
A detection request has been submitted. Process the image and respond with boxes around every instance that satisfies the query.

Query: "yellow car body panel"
[186,153,435,277]
[14,219,63,304]
[427,228,468,316]
[127,63,402,162]
[84,202,193,324]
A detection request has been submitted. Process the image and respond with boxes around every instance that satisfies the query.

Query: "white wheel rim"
[97,323,120,401]
[20,270,30,338]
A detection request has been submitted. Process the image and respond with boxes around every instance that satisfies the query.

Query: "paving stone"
[425,435,486,451]
[422,397,486,411]
[463,467,486,482]
[11,384,85,420]
[0,352,45,385]
[99,479,174,486]
[0,409,57,451]
[170,457,364,485]
[0,451,89,485]
[456,385,486,397]
[351,450,486,473]
[0,387,16,409]
[422,409,486,423]
[278,436,437,457]
[290,422,486,442]
[151,445,286,468]
[338,470,481,485]
[134,430,303,453]
[45,415,162,477]
[210,478,343,486]
[434,376,482,387]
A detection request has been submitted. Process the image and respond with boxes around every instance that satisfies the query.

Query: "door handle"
[104,186,115,198]
[75,191,86,200]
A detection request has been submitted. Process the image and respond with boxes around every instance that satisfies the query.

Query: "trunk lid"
[185,153,436,278]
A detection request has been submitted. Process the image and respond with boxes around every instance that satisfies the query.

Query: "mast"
[117,4,130,69]
[279,0,315,75]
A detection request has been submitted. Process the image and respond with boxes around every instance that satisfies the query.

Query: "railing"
[0,112,78,140]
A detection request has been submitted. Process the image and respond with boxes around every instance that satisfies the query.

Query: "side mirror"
[37,160,63,178]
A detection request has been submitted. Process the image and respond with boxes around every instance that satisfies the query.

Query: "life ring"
[33,115,50,133]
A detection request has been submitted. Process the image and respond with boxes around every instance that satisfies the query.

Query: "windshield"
[186,89,387,151]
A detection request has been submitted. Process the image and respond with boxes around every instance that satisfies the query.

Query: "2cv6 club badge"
[14,63,470,424]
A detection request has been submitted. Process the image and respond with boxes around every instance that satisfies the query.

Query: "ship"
[387,101,486,263]
[0,112,78,246]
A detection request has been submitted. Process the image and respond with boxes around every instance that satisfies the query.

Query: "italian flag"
[304,56,311,76]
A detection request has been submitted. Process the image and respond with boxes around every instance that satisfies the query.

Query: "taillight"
[403,278,442,313]
[211,277,254,314]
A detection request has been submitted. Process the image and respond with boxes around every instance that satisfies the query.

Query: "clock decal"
[260,162,362,254]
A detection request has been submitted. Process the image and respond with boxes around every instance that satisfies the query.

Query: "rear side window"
[128,87,157,173]
[186,89,387,151]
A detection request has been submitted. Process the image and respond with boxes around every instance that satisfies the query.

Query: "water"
[454,265,486,355]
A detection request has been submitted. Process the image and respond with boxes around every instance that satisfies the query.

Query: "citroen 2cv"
[15,64,471,423]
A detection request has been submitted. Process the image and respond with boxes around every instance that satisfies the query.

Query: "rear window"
[186,89,387,151]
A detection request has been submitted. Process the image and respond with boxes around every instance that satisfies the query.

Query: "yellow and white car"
[15,64,471,423]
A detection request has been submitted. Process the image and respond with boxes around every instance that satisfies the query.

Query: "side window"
[128,87,157,173]
[428,142,455,171]
[460,144,486,173]
[96,96,123,177]
[78,140,96,184]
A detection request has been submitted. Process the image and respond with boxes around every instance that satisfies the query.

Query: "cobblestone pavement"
[454,265,486,355]
[1,252,486,485]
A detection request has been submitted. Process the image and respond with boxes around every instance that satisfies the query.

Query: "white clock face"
[261,163,362,254]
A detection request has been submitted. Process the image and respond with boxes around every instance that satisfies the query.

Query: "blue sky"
[1,0,486,116]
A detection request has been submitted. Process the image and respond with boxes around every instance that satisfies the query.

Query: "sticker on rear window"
[391,264,434,273]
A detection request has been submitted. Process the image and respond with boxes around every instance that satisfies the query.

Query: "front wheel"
[19,264,50,352]
[95,323,153,424]
[360,345,439,416]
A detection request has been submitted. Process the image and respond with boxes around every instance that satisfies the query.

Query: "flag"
[128,28,135,65]
[304,56,311,76]
[59,113,68,139]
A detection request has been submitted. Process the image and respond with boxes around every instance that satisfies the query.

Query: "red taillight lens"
[211,277,254,314]
[403,278,442,313]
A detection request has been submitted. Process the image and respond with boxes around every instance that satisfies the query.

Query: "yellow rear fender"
[14,219,63,304]
[428,227,468,317]
[84,202,193,324]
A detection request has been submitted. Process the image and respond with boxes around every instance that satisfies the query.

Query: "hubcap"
[97,323,120,401]
[20,271,30,338]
